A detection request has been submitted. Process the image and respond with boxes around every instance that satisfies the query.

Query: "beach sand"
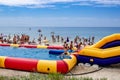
[71,63,120,80]
[0,63,120,80]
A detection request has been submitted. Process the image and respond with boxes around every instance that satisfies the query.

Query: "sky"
[0,0,120,27]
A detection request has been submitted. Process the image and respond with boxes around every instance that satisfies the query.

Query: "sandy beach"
[73,64,120,80]
[0,63,120,80]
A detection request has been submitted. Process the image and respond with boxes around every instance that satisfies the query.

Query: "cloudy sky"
[0,0,120,27]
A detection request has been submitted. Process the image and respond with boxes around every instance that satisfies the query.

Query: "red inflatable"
[0,43,10,46]
[19,44,37,48]
[57,60,68,73]
[5,57,38,72]
[47,46,64,49]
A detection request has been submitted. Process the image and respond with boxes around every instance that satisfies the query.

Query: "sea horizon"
[0,27,119,43]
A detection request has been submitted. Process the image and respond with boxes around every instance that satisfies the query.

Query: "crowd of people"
[0,33,48,45]
[61,35,95,58]
[0,32,95,50]
[0,33,30,44]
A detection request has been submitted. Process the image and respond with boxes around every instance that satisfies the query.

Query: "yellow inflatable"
[79,33,120,58]
[77,33,120,66]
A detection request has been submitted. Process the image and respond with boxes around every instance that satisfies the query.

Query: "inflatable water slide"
[77,33,120,66]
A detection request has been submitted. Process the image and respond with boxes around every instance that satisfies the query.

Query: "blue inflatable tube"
[49,50,64,55]
[77,55,120,66]
[101,40,120,49]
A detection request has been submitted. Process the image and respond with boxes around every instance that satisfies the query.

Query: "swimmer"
[59,51,71,59]
[59,45,71,59]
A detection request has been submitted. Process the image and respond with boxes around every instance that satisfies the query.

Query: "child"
[59,44,71,59]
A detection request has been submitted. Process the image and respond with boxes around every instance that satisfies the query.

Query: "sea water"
[0,27,120,42]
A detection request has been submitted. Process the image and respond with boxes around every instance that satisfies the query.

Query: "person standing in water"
[60,43,71,59]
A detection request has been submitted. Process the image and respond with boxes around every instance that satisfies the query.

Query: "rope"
[65,66,103,76]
